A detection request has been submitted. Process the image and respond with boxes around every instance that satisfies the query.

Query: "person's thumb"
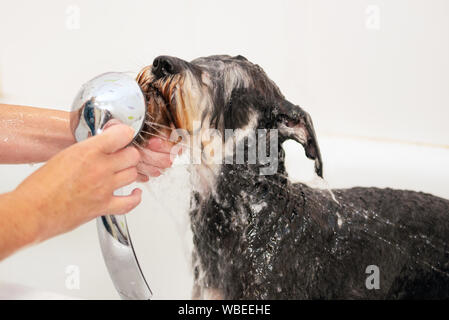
[90,123,135,154]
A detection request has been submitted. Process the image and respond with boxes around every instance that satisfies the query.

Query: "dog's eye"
[277,116,290,126]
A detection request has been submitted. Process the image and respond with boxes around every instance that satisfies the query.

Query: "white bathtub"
[0,135,448,299]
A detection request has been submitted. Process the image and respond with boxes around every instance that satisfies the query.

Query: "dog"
[136,55,449,299]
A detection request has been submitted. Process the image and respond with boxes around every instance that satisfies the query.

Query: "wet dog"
[136,55,449,299]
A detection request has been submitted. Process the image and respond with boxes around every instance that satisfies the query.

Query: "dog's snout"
[152,55,183,78]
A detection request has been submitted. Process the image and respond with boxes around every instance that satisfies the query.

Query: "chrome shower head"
[70,72,147,143]
[70,72,152,300]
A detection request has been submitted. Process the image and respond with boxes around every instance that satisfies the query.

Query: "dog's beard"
[136,69,177,145]
[138,67,229,200]
[136,68,211,146]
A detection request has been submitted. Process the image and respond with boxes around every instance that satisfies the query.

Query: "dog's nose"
[152,56,183,78]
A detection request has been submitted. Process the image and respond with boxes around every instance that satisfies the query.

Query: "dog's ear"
[276,100,323,177]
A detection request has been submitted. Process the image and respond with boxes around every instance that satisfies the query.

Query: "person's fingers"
[91,124,135,154]
[146,137,175,154]
[110,146,141,172]
[113,167,139,190]
[139,147,172,168]
[137,173,149,183]
[102,119,122,130]
[105,188,142,215]
[137,162,162,177]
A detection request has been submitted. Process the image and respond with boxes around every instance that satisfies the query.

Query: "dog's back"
[247,184,449,299]
[191,168,449,299]
[324,186,449,299]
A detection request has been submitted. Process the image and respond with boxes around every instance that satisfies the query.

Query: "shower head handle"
[70,72,152,300]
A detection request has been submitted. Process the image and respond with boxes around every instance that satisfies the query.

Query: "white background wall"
[0,0,448,299]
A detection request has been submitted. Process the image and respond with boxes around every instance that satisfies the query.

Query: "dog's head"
[136,55,322,177]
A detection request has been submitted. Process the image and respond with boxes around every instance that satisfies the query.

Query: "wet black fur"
[153,55,449,299]
[191,154,449,299]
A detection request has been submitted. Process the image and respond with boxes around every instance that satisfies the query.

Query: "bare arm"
[0,104,174,180]
[0,105,175,260]
[0,191,40,260]
[0,104,75,164]
[0,125,142,261]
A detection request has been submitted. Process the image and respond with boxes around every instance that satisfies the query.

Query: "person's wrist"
[7,189,43,246]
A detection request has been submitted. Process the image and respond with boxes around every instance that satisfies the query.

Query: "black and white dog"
[136,55,449,299]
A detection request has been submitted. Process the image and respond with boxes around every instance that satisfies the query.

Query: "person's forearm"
[0,191,39,261]
[0,104,75,164]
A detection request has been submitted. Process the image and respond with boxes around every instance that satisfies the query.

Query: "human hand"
[12,124,142,242]
[136,135,176,182]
